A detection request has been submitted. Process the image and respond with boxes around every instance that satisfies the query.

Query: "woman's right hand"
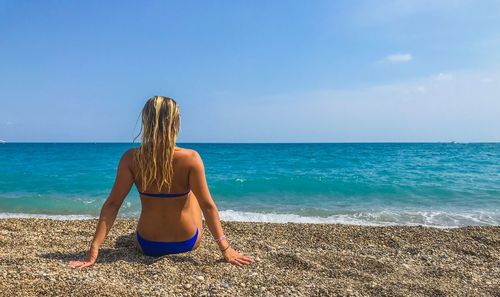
[68,244,99,268]
[222,246,254,266]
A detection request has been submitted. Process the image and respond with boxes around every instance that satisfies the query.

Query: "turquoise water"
[1,143,499,227]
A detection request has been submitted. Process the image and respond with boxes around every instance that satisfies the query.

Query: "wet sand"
[0,218,499,296]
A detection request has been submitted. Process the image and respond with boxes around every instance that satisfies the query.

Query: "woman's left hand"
[223,246,254,266]
[68,245,99,268]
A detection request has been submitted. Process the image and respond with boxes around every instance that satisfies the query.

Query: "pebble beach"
[1,218,499,296]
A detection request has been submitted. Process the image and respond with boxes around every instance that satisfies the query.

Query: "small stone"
[250,272,258,277]
[183,283,192,289]
[260,286,266,292]
[221,282,229,289]
[195,275,204,282]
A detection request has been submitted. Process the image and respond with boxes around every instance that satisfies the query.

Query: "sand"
[0,218,499,296]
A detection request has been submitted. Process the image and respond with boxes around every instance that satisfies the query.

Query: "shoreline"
[1,211,498,228]
[1,218,499,296]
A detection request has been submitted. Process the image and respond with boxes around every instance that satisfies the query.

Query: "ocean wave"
[0,213,95,220]
[2,209,498,227]
[218,209,500,227]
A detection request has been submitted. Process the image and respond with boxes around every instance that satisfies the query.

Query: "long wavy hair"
[134,96,180,191]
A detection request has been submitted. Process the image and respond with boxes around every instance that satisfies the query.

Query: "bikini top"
[138,189,190,198]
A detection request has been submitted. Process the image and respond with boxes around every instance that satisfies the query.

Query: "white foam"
[0,213,95,220]
[218,209,500,228]
[218,210,379,225]
[1,209,498,227]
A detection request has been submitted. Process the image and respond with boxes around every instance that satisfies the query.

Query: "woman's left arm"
[69,149,135,268]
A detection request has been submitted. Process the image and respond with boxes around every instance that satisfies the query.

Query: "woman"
[69,96,253,267]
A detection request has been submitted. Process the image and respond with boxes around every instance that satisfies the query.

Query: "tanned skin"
[69,147,253,267]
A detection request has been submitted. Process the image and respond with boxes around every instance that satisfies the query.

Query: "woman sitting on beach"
[69,96,253,267]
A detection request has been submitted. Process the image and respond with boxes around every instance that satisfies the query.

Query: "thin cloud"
[433,72,453,81]
[205,69,500,142]
[385,53,413,64]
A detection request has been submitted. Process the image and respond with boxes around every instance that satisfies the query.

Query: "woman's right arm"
[188,150,253,266]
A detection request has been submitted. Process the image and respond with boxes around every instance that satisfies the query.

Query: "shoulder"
[175,147,202,160]
[120,148,137,165]
[175,147,203,167]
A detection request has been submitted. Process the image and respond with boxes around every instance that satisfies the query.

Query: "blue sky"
[1,0,499,142]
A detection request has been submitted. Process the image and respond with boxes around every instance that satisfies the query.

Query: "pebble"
[1,218,498,297]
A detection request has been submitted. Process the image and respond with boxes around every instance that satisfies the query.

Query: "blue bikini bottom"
[136,228,199,257]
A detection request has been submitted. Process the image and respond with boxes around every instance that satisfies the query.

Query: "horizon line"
[1,141,499,144]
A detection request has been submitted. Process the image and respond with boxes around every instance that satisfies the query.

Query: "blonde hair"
[134,96,180,191]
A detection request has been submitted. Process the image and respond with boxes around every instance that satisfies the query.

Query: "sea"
[0,143,499,227]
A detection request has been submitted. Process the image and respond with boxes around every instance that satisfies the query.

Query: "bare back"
[131,147,202,242]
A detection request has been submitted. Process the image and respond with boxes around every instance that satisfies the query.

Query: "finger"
[70,260,91,267]
[78,262,94,268]
[230,259,242,266]
[237,257,253,265]
[68,261,84,267]
[237,254,253,261]
[241,256,254,262]
[233,258,248,266]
